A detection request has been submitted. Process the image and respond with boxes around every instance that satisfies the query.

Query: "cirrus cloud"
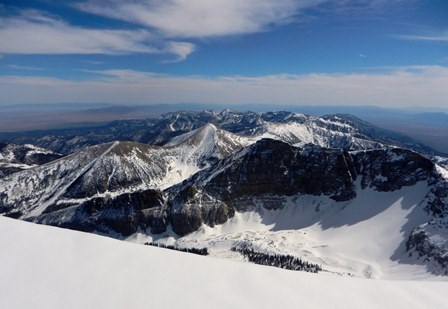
[397,32,448,42]
[0,9,195,59]
[75,0,327,38]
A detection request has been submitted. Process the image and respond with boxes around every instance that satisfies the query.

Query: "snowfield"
[1,216,447,309]
[128,181,447,280]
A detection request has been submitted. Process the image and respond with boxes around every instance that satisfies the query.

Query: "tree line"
[145,242,209,256]
[231,245,322,273]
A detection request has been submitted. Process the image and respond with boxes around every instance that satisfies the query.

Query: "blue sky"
[0,0,447,107]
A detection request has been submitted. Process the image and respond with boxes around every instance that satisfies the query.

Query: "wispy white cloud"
[0,10,154,54]
[307,0,417,19]
[163,42,196,63]
[75,0,327,38]
[397,32,448,42]
[8,64,45,71]
[1,66,447,108]
[0,9,194,59]
[83,60,104,65]
[0,1,330,60]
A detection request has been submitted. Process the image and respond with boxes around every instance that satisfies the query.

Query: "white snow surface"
[165,123,254,155]
[1,216,447,309]
[253,119,384,150]
[436,164,448,180]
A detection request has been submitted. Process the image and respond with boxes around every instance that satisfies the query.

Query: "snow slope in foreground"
[1,216,447,309]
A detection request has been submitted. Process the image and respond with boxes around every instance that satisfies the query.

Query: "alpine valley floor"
[127,181,448,280]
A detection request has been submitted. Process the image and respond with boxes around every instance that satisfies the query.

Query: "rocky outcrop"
[35,189,167,236]
[404,169,448,271]
[353,148,434,191]
[406,218,448,273]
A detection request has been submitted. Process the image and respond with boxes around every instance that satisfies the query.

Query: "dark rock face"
[35,189,167,236]
[170,203,204,236]
[0,166,23,178]
[168,189,235,235]
[353,148,434,191]
[202,140,357,203]
[166,139,357,235]
[165,139,436,236]
[404,172,448,270]
[406,218,448,273]
[424,172,448,216]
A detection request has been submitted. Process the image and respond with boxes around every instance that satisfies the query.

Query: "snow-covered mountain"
[1,110,448,279]
[2,216,447,309]
[164,123,253,166]
[1,110,442,158]
[251,117,383,149]
[0,125,252,233]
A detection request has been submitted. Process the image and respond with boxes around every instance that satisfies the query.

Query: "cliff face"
[166,140,438,236]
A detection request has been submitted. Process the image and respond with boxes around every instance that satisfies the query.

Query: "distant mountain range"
[0,110,444,157]
[2,104,448,153]
[1,110,447,278]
